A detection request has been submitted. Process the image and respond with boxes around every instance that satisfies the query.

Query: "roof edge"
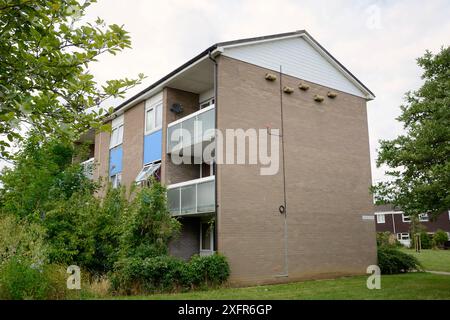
[113,30,374,115]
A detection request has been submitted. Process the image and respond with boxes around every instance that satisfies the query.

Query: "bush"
[0,258,49,300]
[0,214,47,268]
[376,232,402,248]
[377,247,422,274]
[433,230,449,248]
[412,232,433,249]
[110,253,230,295]
[0,258,73,300]
[189,254,230,286]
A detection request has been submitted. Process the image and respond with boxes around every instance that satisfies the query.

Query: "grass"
[400,248,450,272]
[109,273,450,300]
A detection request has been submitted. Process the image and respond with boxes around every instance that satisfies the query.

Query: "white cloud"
[2,0,449,183]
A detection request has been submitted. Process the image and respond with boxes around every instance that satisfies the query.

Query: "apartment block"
[81,31,377,285]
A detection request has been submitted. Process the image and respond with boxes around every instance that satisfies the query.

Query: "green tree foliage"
[0,0,144,159]
[433,230,449,248]
[0,214,47,267]
[0,132,95,219]
[0,135,229,295]
[372,47,450,219]
[119,179,181,260]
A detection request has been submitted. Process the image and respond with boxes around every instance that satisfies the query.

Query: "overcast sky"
[2,0,449,183]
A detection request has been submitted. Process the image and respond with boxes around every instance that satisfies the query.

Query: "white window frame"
[199,97,215,110]
[110,115,124,149]
[402,214,411,223]
[110,173,122,188]
[145,94,163,135]
[200,221,214,256]
[448,210,450,221]
[397,233,410,241]
[376,214,385,224]
[419,213,429,222]
[135,161,161,184]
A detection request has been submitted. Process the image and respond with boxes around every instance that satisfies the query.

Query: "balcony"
[167,176,215,216]
[167,105,215,155]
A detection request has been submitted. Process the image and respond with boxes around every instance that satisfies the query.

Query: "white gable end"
[222,37,366,98]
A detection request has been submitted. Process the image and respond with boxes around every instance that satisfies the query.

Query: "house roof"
[113,30,374,114]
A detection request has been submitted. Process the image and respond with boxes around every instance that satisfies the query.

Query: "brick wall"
[122,102,145,187]
[216,56,377,285]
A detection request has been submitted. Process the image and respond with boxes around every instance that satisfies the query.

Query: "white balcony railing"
[167,104,215,154]
[80,157,95,180]
[167,175,215,216]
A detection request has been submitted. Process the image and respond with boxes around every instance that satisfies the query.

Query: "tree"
[372,47,450,219]
[0,0,144,159]
[0,132,96,219]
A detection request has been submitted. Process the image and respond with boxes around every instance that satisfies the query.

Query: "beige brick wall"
[122,102,145,187]
[216,56,376,285]
[93,128,111,196]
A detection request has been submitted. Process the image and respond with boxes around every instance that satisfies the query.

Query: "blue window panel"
[109,145,123,176]
[143,129,162,164]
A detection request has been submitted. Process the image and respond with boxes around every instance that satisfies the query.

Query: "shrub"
[410,231,433,249]
[0,258,49,300]
[376,232,402,248]
[433,230,449,248]
[110,253,230,295]
[0,215,47,268]
[189,254,230,286]
[0,258,75,300]
[377,247,422,274]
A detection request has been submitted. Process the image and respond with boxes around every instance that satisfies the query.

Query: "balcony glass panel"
[167,176,215,216]
[196,108,215,142]
[167,105,215,154]
[167,123,181,153]
[167,188,180,215]
[180,184,196,214]
[182,116,195,146]
[197,180,215,213]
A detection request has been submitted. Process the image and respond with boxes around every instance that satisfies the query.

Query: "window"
[199,97,215,110]
[200,221,214,255]
[145,100,162,134]
[419,213,429,222]
[110,115,124,148]
[448,210,450,221]
[402,214,411,223]
[110,173,122,188]
[135,161,161,185]
[397,233,410,241]
[376,214,385,224]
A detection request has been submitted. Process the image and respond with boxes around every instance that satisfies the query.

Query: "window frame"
[110,115,124,149]
[402,214,411,223]
[397,233,410,241]
[376,214,385,224]
[200,221,214,255]
[199,97,215,110]
[145,99,163,135]
[419,213,429,222]
[110,173,122,188]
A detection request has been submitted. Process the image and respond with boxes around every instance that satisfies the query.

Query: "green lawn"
[110,273,450,300]
[401,248,450,272]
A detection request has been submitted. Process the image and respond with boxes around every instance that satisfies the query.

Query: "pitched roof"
[114,30,374,113]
